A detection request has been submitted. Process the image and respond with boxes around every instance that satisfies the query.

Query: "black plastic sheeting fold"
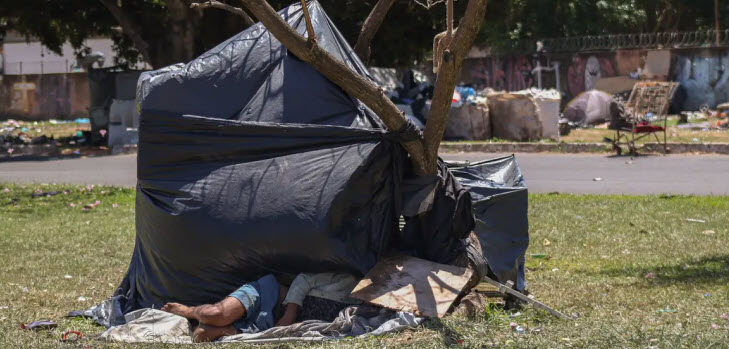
[102,1,529,321]
[448,155,530,291]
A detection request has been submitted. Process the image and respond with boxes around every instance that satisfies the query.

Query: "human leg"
[162,296,245,327]
[192,324,238,343]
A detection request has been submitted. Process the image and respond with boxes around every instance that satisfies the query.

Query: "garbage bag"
[400,160,475,265]
[448,155,529,291]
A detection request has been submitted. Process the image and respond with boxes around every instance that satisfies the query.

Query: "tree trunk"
[98,0,151,65]
[166,0,197,64]
[353,0,397,64]
[421,0,487,172]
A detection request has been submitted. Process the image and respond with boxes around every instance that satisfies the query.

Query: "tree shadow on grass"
[595,255,729,286]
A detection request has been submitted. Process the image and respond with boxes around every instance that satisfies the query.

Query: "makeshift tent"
[563,90,616,126]
[89,1,529,326]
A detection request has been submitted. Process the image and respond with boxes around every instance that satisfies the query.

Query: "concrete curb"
[440,142,729,154]
[2,142,728,159]
[0,144,61,158]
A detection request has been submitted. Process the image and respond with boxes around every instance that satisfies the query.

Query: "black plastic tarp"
[118,1,410,312]
[448,155,529,291]
[100,1,529,323]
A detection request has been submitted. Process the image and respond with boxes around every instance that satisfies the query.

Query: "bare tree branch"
[99,0,151,64]
[236,0,429,174]
[422,0,488,171]
[353,0,396,64]
[299,0,316,41]
[190,0,255,26]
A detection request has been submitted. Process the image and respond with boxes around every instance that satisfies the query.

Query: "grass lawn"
[561,126,729,144]
[1,184,728,348]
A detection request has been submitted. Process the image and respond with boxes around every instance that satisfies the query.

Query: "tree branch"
[236,0,429,174]
[299,0,316,41]
[98,0,151,64]
[190,0,255,26]
[353,0,396,64]
[422,0,488,172]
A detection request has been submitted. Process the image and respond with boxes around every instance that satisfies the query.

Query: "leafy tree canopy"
[0,0,726,69]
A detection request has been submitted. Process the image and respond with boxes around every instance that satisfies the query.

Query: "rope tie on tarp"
[386,117,422,143]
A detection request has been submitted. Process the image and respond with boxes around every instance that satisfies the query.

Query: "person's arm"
[282,274,315,308]
[276,273,318,327]
[275,303,300,327]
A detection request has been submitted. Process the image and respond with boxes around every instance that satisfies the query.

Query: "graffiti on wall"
[470,55,534,91]
[673,53,729,110]
[566,55,615,97]
[467,53,617,101]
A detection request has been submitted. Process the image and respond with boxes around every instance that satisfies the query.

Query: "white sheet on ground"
[98,305,423,344]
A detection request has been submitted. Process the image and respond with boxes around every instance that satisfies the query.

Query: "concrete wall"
[459,47,729,111]
[2,38,117,75]
[672,49,729,111]
[0,73,89,120]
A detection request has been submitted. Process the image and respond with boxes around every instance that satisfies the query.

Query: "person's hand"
[275,303,300,327]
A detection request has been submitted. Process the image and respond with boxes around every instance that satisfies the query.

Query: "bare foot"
[162,302,193,319]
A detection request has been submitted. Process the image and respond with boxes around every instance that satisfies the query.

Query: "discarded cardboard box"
[350,255,473,318]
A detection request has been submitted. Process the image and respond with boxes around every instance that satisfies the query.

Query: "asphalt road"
[0,152,727,195]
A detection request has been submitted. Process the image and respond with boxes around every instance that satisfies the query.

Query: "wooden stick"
[482,277,575,321]
[299,0,316,42]
[446,0,453,39]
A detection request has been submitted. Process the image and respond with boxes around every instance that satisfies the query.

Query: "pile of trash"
[1,119,97,157]
[677,106,729,131]
[1,119,92,146]
[373,72,563,142]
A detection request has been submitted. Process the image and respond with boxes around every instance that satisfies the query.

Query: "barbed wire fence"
[412,0,448,9]
[527,30,729,53]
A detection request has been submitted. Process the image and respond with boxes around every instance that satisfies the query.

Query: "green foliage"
[1,1,727,68]
[481,0,729,54]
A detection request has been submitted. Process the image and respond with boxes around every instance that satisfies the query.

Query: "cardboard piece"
[350,255,473,318]
[641,50,671,80]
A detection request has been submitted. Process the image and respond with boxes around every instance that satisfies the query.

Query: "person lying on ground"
[275,272,361,326]
[162,272,360,342]
[161,274,286,342]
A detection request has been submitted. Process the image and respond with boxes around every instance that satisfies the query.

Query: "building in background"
[0,31,146,121]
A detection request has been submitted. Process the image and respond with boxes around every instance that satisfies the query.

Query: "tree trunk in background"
[98,0,152,65]
[716,0,721,46]
[165,0,198,65]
